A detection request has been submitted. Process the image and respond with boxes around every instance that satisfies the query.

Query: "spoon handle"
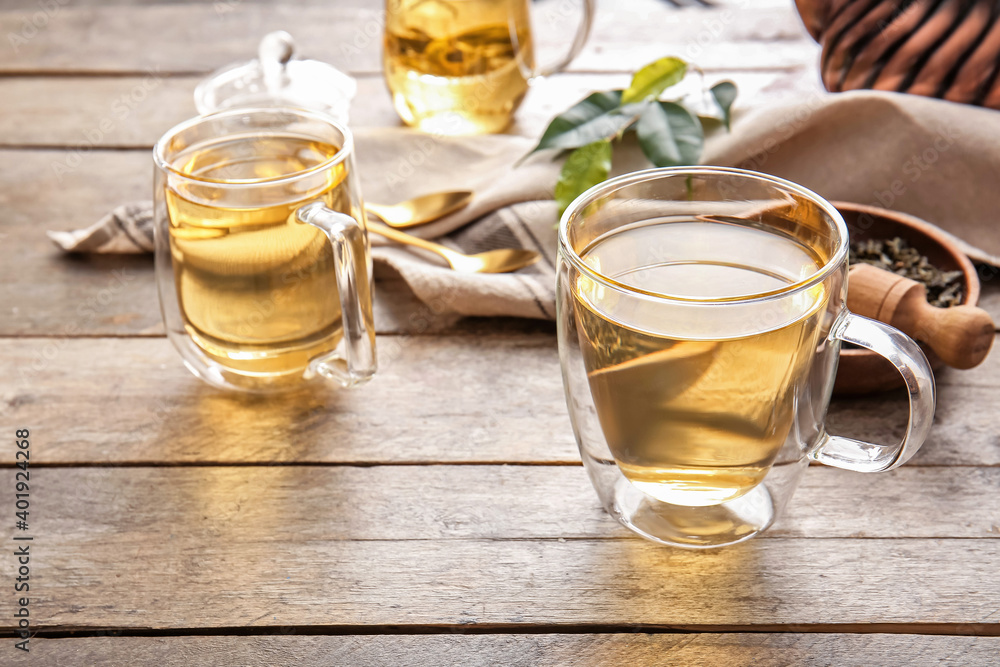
[367,220,454,261]
[364,203,402,226]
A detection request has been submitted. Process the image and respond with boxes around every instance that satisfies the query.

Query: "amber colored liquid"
[384,0,534,135]
[575,221,827,506]
[166,135,353,378]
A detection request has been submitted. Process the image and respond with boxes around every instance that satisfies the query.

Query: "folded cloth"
[48,201,156,253]
[49,91,1000,320]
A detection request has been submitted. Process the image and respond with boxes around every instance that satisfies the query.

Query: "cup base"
[398,106,512,136]
[610,475,776,549]
[170,331,321,394]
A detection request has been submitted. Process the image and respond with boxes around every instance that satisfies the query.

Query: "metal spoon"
[368,221,540,274]
[365,190,473,229]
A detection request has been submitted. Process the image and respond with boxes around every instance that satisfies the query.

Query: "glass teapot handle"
[520,0,596,80]
[296,202,378,387]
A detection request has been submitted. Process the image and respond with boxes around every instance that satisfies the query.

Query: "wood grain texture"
[0,1,819,75]
[0,334,1000,466]
[1,465,998,542]
[0,69,820,148]
[0,524,998,629]
[2,335,998,465]
[7,634,1000,667]
[0,149,160,334]
[0,335,575,464]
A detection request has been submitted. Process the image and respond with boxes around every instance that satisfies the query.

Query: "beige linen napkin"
[705,90,1000,266]
[49,91,1000,320]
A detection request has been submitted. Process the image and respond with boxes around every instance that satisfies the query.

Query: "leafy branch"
[523,57,737,215]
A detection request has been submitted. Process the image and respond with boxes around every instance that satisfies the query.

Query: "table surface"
[1,0,999,664]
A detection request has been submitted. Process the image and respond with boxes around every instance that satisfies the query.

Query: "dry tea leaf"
[850,236,965,308]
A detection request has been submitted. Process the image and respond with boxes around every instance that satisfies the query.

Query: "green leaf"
[555,141,612,216]
[527,91,642,156]
[710,80,737,130]
[621,57,687,105]
[635,101,704,168]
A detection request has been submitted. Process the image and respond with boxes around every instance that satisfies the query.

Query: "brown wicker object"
[795,0,1000,109]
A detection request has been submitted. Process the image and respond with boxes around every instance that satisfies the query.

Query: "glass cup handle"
[812,311,936,472]
[296,201,377,387]
[522,0,596,80]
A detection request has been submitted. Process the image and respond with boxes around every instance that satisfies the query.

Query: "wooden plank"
[2,465,997,541]
[0,230,164,337]
[7,634,1000,666]
[0,525,997,629]
[0,72,201,149]
[0,1,819,75]
[1,335,997,465]
[0,69,820,148]
[0,335,575,464]
[774,465,1000,539]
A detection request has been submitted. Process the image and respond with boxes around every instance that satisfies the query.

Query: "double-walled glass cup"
[153,108,376,393]
[557,167,935,548]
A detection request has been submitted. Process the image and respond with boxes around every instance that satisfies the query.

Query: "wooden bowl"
[834,202,980,395]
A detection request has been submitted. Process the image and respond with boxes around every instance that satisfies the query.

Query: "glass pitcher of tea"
[384,0,595,135]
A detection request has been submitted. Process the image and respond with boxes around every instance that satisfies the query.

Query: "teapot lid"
[193,31,356,123]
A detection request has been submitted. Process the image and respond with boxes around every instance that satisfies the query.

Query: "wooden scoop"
[848,263,995,370]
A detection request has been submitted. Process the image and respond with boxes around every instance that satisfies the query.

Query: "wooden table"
[2,0,999,664]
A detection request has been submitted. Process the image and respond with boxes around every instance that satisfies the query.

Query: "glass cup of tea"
[557,167,936,549]
[383,0,596,135]
[152,108,377,393]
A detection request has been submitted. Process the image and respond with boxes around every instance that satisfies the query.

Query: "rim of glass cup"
[152,106,353,187]
[558,166,850,305]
